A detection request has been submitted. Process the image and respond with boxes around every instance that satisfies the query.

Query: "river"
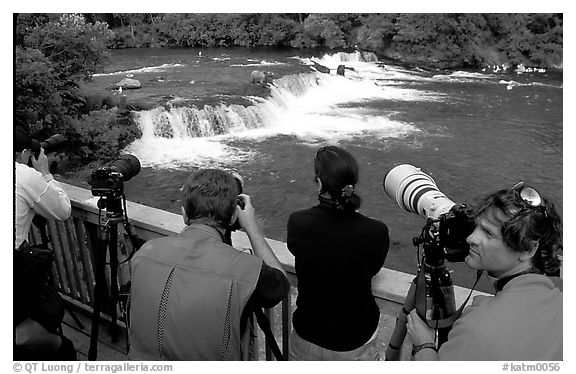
[81,47,563,292]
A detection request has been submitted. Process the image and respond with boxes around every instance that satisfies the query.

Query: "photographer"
[14,125,74,360]
[287,146,389,360]
[128,168,289,360]
[407,183,562,360]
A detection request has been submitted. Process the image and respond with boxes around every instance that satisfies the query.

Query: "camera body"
[384,164,474,264]
[230,171,245,231]
[90,155,141,200]
[91,168,125,199]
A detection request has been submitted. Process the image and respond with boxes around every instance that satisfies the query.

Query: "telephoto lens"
[31,134,66,158]
[40,134,66,152]
[107,155,141,182]
[383,164,455,220]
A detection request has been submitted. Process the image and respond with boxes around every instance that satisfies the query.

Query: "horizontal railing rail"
[29,182,489,360]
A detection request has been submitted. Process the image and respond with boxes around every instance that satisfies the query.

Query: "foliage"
[69,109,141,163]
[91,13,561,69]
[15,13,130,163]
[301,14,347,49]
[24,14,114,80]
[14,47,63,137]
[354,14,398,51]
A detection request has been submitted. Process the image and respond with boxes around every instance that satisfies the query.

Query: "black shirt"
[287,202,389,351]
[240,262,290,335]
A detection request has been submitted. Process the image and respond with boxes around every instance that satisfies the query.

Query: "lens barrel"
[107,154,141,182]
[383,164,455,220]
[40,134,66,153]
[31,134,66,157]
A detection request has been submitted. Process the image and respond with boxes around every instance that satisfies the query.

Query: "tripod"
[88,195,143,361]
[385,222,481,360]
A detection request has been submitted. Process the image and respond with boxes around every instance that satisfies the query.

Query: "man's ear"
[519,240,539,261]
[230,207,239,226]
[316,177,322,193]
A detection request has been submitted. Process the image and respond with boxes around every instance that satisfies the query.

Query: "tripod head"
[96,195,124,224]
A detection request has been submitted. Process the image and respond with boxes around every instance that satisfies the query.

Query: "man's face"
[465,206,521,277]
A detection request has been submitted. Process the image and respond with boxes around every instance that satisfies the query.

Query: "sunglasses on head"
[510,181,547,217]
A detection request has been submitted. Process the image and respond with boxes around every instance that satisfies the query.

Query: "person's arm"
[29,148,71,221]
[406,309,439,361]
[371,222,390,273]
[15,318,62,351]
[236,194,287,278]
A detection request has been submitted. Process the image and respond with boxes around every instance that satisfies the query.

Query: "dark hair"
[472,188,562,275]
[314,145,361,211]
[181,169,240,227]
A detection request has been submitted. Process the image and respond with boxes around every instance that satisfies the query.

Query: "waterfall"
[134,72,325,141]
[125,51,444,167]
[132,51,385,142]
[135,103,269,139]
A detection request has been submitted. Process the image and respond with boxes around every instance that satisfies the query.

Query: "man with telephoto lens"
[128,168,289,360]
[406,183,562,360]
[14,124,75,360]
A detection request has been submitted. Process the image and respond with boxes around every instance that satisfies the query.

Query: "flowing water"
[85,47,563,291]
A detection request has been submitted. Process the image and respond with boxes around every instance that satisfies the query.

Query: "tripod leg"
[384,278,417,361]
[108,225,119,342]
[88,230,108,360]
[65,305,85,330]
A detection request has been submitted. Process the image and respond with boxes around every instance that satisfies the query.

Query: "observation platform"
[30,182,489,361]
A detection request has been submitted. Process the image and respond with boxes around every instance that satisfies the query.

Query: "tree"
[355,14,398,51]
[302,14,347,49]
[15,13,115,144]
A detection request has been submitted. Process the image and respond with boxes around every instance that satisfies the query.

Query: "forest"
[14,13,563,169]
[84,13,563,69]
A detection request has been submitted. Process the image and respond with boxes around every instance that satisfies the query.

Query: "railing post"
[282,292,291,359]
[264,308,273,360]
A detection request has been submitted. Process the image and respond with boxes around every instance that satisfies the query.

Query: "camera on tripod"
[384,164,474,265]
[91,155,141,199]
[383,165,479,356]
[87,154,143,360]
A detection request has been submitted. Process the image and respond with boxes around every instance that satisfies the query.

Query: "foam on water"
[230,61,289,67]
[93,63,183,77]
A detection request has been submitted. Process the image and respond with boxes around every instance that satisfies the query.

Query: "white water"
[124,52,465,168]
[93,63,184,77]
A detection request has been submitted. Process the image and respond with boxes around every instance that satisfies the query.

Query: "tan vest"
[128,224,262,360]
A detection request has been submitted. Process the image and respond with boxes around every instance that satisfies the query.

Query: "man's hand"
[236,194,260,236]
[235,194,287,277]
[30,148,51,176]
[407,309,436,346]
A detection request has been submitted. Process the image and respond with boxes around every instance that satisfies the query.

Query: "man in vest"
[128,169,289,360]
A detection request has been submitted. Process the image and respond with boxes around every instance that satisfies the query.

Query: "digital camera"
[91,155,141,199]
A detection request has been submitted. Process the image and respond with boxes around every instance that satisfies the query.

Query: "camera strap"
[253,307,286,361]
[415,267,483,329]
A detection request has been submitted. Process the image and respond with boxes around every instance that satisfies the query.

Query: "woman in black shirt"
[287,145,390,360]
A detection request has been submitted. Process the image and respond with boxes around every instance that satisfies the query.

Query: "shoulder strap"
[253,308,286,361]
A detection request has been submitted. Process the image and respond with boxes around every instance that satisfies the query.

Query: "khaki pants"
[289,329,380,361]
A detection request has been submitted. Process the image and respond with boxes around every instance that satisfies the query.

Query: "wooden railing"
[29,182,489,360]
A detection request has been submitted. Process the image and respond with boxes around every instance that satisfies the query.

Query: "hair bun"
[341,185,354,197]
